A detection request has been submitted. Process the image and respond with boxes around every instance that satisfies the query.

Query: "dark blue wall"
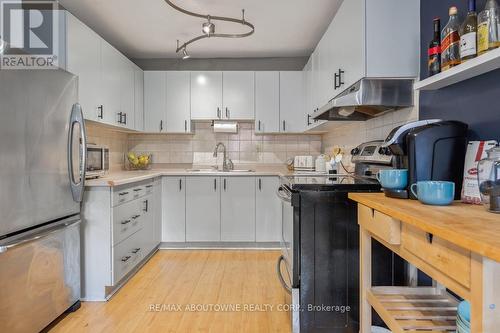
[420,0,500,141]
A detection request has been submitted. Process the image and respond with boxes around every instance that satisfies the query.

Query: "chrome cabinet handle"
[68,103,87,202]
[217,107,221,119]
[132,248,141,254]
[133,188,142,192]
[121,220,131,225]
[119,192,129,196]
[145,185,153,189]
[185,120,188,132]
[223,178,226,191]
[258,178,262,191]
[225,107,229,118]
[276,255,292,294]
[282,120,286,131]
[123,113,127,125]
[258,120,261,131]
[307,114,312,126]
[160,120,163,131]
[214,178,217,191]
[121,255,131,262]
[0,218,81,254]
[131,215,140,220]
[179,178,182,191]
[143,199,149,212]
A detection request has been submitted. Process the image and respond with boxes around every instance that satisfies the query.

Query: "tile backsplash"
[128,122,322,165]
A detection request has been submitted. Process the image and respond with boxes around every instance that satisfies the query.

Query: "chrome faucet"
[213,142,233,171]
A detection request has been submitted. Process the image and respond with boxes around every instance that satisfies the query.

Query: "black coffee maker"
[381,119,468,199]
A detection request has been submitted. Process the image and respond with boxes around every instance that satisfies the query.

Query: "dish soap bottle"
[478,0,500,54]
[441,6,461,71]
[461,0,478,61]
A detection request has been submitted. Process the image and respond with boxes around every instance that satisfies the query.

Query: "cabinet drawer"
[112,180,153,206]
[402,224,471,288]
[112,230,143,284]
[113,200,143,246]
[358,204,401,245]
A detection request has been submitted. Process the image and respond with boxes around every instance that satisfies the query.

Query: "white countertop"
[84,165,297,187]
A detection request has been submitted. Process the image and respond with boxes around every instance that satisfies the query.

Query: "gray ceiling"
[58,0,342,59]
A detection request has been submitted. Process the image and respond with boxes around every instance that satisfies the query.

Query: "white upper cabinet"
[65,12,143,131]
[66,13,101,122]
[309,0,420,109]
[190,72,223,120]
[166,71,191,133]
[144,71,166,133]
[279,71,305,133]
[118,56,135,130]
[255,71,280,133]
[222,71,255,120]
[134,65,144,132]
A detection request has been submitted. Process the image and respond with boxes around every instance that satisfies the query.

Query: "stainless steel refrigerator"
[0,69,87,332]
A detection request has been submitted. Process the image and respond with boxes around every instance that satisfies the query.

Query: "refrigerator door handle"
[0,218,81,254]
[68,103,87,202]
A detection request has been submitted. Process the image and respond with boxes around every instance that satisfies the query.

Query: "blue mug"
[377,169,408,190]
[410,181,455,206]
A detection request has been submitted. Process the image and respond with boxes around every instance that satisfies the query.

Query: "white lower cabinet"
[162,177,186,242]
[256,177,282,242]
[185,177,221,242]
[221,177,256,241]
[81,178,160,301]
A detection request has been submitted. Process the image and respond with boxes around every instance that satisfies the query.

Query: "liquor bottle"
[441,6,461,70]
[461,0,478,61]
[428,18,441,76]
[478,0,500,54]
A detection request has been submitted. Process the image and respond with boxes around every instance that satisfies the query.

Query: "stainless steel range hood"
[312,78,414,121]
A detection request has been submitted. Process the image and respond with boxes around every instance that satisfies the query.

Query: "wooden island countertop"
[348,193,500,262]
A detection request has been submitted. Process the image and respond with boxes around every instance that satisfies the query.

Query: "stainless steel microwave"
[86,144,109,179]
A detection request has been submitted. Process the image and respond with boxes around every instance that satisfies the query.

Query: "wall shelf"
[415,47,500,91]
[367,286,459,333]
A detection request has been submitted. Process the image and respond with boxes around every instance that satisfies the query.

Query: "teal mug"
[376,169,408,190]
[410,181,455,206]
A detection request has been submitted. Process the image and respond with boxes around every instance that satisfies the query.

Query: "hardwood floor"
[50,250,291,333]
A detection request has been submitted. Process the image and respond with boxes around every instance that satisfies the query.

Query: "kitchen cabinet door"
[255,71,280,133]
[185,177,221,242]
[134,66,144,131]
[66,13,101,122]
[222,71,254,120]
[100,41,123,126]
[256,177,281,242]
[221,177,255,242]
[119,58,135,130]
[331,0,365,92]
[166,72,191,133]
[279,71,305,133]
[190,71,223,120]
[162,177,186,242]
[144,71,166,133]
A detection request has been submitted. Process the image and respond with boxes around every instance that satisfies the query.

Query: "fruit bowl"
[125,152,152,170]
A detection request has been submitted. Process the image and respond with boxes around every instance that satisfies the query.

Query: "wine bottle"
[478,0,500,54]
[428,18,441,76]
[441,7,461,70]
[461,0,478,61]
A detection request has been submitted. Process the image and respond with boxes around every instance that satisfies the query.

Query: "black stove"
[276,142,405,333]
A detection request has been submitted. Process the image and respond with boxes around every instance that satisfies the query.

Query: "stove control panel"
[351,140,393,165]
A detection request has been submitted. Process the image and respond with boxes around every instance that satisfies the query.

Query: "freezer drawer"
[0,216,81,333]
